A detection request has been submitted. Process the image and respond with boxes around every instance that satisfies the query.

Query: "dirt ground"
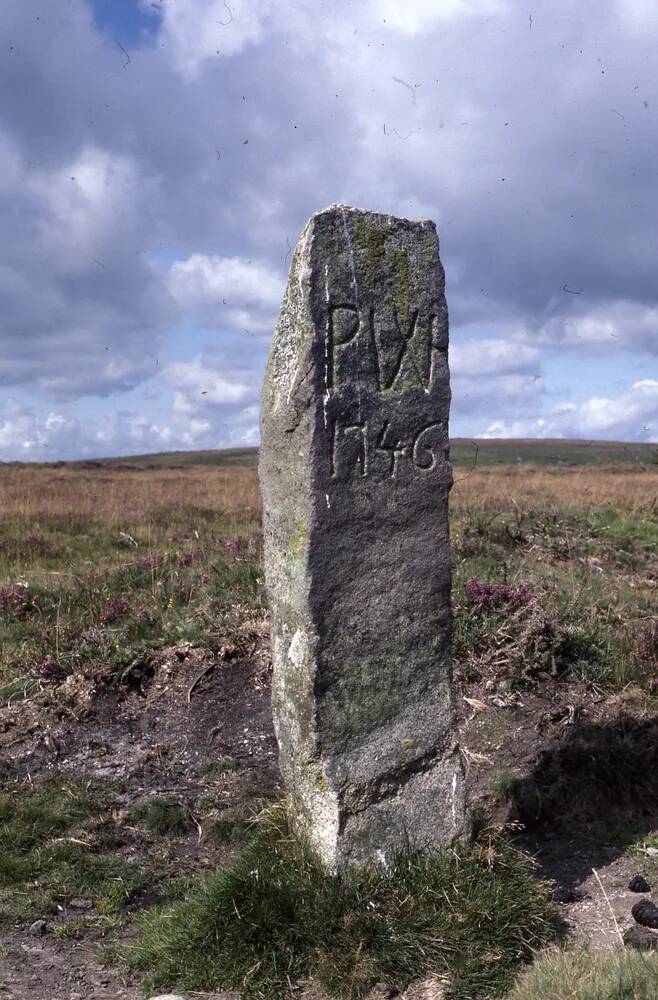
[1,627,658,999]
[459,676,658,952]
[0,618,277,1000]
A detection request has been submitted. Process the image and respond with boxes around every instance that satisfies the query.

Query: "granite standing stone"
[259,204,466,867]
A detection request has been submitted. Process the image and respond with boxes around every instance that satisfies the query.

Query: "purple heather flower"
[464,577,538,611]
[35,659,63,679]
[638,621,658,668]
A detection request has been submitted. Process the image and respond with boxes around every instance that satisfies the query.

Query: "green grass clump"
[127,808,557,1000]
[0,777,144,923]
[506,947,658,1000]
[132,797,194,837]
[207,811,250,845]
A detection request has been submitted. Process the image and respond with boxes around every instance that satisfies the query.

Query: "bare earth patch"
[459,678,658,951]
[0,621,278,1000]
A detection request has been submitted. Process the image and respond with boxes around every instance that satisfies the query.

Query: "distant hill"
[52,439,657,470]
[449,438,657,468]
[87,447,259,469]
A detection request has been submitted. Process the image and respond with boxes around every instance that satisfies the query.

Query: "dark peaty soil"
[458,674,658,951]
[0,615,278,1000]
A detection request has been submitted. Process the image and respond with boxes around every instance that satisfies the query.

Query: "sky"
[0,0,656,461]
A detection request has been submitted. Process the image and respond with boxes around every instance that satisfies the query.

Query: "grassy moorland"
[1,443,653,701]
[0,441,657,998]
[0,463,261,701]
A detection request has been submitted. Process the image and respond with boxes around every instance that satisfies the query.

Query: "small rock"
[292,984,333,1000]
[623,924,658,950]
[629,875,651,893]
[551,886,588,904]
[28,919,48,937]
[402,979,448,1000]
[68,897,93,909]
[632,899,658,929]
[148,995,191,1000]
[148,995,239,1000]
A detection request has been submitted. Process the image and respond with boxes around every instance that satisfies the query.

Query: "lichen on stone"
[390,248,411,325]
[354,214,387,288]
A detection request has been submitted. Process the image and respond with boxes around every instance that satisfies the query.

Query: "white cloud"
[450,339,540,376]
[615,0,658,31]
[29,147,142,266]
[533,301,658,355]
[162,352,261,445]
[0,400,76,456]
[449,338,544,418]
[376,0,507,33]
[157,0,272,79]
[1,0,657,451]
[484,380,658,441]
[166,357,254,413]
[167,254,284,335]
[0,391,259,462]
[0,133,172,399]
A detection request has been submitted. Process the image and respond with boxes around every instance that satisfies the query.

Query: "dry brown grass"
[0,461,655,527]
[0,464,260,527]
[451,464,658,512]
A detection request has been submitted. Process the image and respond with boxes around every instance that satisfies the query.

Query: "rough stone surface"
[402,978,448,1000]
[28,918,49,937]
[632,899,658,928]
[148,994,240,1000]
[628,874,651,893]
[148,995,191,1000]
[260,204,466,867]
[623,924,658,950]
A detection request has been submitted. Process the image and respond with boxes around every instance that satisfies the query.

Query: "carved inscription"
[324,299,448,480]
[330,420,366,478]
[329,420,446,479]
[412,422,444,471]
[326,305,360,391]
[326,303,446,394]
[375,420,408,478]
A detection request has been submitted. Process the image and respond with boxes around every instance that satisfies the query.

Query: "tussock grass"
[506,947,658,1000]
[1,460,655,695]
[0,464,260,528]
[131,797,194,837]
[0,777,144,923]
[126,807,557,1000]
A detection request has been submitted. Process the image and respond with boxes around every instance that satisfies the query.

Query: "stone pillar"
[259,205,465,868]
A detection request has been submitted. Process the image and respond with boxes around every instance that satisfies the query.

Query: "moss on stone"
[390,248,411,325]
[354,215,387,288]
[288,517,308,558]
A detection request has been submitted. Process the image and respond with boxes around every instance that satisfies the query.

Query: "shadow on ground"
[510,717,658,936]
